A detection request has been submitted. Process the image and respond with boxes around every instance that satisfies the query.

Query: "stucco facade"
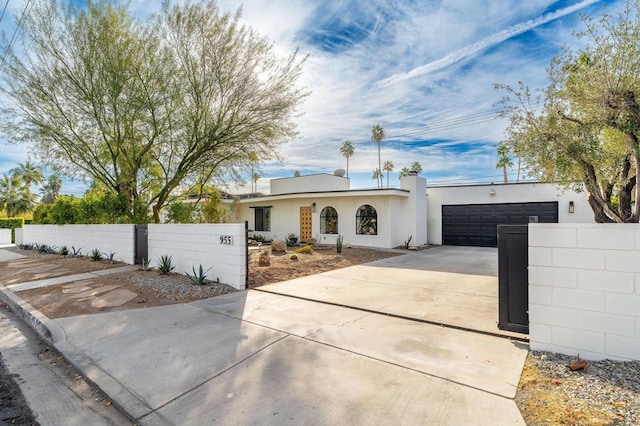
[426,182,594,245]
[236,175,427,249]
[232,175,595,249]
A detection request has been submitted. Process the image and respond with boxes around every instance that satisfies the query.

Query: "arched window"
[356,204,377,235]
[320,206,338,234]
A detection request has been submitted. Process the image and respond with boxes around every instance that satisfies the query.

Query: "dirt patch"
[516,352,639,425]
[248,246,402,288]
[4,245,401,319]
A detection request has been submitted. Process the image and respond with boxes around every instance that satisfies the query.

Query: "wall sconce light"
[569,201,574,214]
[489,189,496,196]
[312,202,316,213]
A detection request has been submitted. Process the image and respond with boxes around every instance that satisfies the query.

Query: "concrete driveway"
[260,245,521,338]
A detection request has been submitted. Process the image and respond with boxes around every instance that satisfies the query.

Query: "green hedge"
[0,218,25,243]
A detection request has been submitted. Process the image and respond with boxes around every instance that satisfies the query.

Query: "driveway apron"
[259,245,522,338]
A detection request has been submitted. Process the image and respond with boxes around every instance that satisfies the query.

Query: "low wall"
[0,228,11,245]
[147,223,247,290]
[14,228,23,245]
[529,224,640,360]
[22,224,136,264]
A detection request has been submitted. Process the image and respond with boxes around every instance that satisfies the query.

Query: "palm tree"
[398,167,411,180]
[372,168,382,188]
[496,144,514,183]
[383,160,394,188]
[339,140,355,178]
[40,175,63,204]
[0,175,36,217]
[410,161,423,174]
[252,172,260,193]
[11,161,44,192]
[371,124,385,188]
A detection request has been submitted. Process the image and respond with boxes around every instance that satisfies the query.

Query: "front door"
[299,206,312,244]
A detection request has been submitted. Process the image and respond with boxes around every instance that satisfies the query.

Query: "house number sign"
[219,235,234,245]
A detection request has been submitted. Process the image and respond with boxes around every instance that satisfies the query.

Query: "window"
[254,207,271,231]
[356,204,377,235]
[320,206,338,234]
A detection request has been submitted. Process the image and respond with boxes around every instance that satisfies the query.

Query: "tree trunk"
[587,194,616,223]
[503,166,507,184]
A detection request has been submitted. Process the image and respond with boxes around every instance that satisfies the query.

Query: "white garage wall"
[427,182,594,245]
[21,224,136,264]
[147,223,247,290]
[529,224,640,361]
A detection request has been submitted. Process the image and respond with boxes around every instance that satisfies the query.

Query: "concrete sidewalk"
[0,248,528,424]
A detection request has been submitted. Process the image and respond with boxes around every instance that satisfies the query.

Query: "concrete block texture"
[529,224,640,360]
[529,266,576,288]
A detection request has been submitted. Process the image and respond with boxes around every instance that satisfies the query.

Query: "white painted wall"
[427,183,594,245]
[0,228,11,244]
[270,174,350,195]
[238,190,412,249]
[147,223,247,290]
[21,224,136,264]
[14,228,23,245]
[529,224,640,361]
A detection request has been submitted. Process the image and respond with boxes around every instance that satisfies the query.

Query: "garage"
[442,201,558,247]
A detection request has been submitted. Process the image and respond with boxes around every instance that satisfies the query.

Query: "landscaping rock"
[271,239,286,252]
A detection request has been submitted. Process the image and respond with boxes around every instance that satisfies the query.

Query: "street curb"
[0,283,155,423]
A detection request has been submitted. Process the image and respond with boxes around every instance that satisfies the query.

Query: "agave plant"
[157,254,175,275]
[186,264,212,285]
[90,248,103,261]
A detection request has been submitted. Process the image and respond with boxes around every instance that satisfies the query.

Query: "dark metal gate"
[135,225,148,265]
[497,224,529,334]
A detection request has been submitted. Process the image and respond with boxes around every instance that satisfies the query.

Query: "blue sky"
[0,0,621,195]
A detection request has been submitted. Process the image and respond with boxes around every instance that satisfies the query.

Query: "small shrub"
[307,238,317,246]
[60,246,69,256]
[44,245,58,255]
[90,248,103,261]
[252,234,266,243]
[140,258,153,271]
[289,253,298,260]
[36,243,49,253]
[285,233,298,247]
[157,254,175,275]
[336,234,344,253]
[71,246,83,257]
[295,245,314,255]
[404,235,413,249]
[186,264,211,285]
[104,251,118,264]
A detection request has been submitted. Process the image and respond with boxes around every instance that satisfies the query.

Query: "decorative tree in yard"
[371,124,385,188]
[496,0,640,223]
[340,140,355,178]
[0,0,308,223]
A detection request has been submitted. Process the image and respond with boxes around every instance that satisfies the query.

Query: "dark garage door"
[442,201,558,247]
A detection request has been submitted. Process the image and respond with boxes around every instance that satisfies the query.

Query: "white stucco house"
[232,173,594,249]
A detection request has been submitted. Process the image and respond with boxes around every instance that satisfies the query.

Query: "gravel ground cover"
[517,351,640,425]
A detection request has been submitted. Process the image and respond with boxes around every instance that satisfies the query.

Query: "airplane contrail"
[375,0,601,88]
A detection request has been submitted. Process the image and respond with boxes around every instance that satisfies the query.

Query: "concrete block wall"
[21,224,136,264]
[0,228,11,244]
[147,223,247,290]
[529,224,640,360]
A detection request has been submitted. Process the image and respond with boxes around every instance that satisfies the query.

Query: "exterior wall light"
[569,201,575,213]
[489,189,496,196]
[312,202,316,212]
